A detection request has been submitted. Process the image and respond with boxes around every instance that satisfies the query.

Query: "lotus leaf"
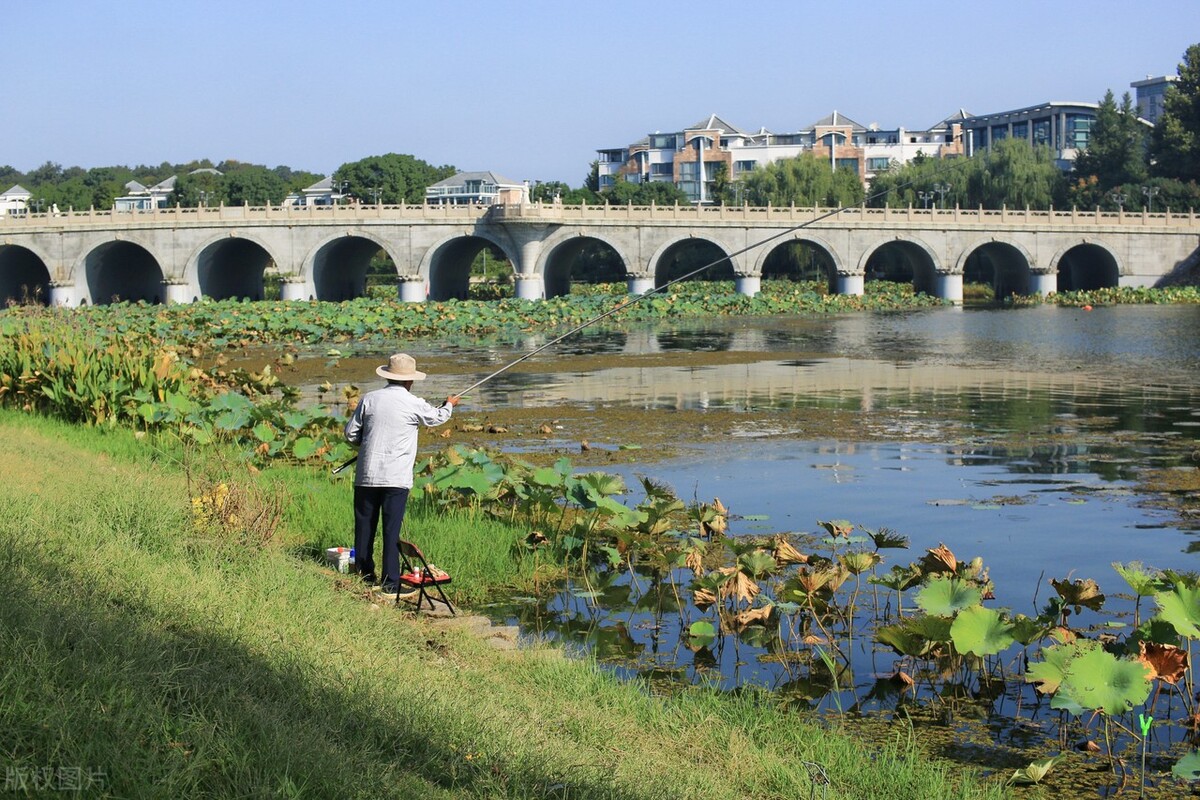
[951,605,1016,656]
[688,620,716,648]
[919,543,957,575]
[1061,646,1152,715]
[877,614,953,657]
[1050,577,1105,613]
[732,605,774,631]
[252,422,276,443]
[839,550,881,575]
[1155,583,1200,639]
[817,519,854,538]
[1007,755,1063,786]
[771,536,808,565]
[291,437,317,459]
[869,564,922,593]
[862,526,910,550]
[1026,640,1098,696]
[916,575,981,617]
[738,550,777,578]
[1137,641,1189,685]
[1173,751,1200,782]
[1008,614,1049,646]
[1113,561,1169,597]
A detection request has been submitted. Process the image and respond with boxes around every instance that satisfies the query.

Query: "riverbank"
[0,410,1007,799]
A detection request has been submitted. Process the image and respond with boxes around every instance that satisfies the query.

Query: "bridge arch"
[754,235,842,293]
[859,236,941,296]
[540,231,631,299]
[188,233,282,302]
[1050,240,1121,292]
[650,235,738,288]
[421,233,517,302]
[305,232,401,302]
[0,244,52,306]
[957,238,1036,299]
[81,239,165,305]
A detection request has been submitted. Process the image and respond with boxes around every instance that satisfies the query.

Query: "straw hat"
[375,353,427,381]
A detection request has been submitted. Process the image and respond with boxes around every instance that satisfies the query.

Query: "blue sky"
[6,0,1195,184]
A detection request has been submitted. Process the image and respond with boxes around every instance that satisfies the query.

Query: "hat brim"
[376,365,427,381]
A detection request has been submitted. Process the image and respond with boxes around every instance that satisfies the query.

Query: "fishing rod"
[332,159,969,476]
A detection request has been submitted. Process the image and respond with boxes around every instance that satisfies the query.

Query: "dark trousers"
[353,486,410,586]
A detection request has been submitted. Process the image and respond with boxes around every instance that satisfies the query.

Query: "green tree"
[333,153,456,205]
[1150,43,1200,181]
[1071,90,1148,193]
[172,170,227,207]
[584,160,600,193]
[742,152,865,207]
[224,165,287,206]
[965,138,1065,209]
[600,175,690,205]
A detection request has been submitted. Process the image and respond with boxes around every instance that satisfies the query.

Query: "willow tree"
[741,152,864,207]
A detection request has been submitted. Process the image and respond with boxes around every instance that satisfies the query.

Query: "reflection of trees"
[654,240,732,286]
[762,241,835,287]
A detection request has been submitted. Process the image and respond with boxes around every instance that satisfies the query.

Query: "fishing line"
[332,156,969,475]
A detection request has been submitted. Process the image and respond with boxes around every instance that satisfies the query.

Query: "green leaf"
[1113,561,1168,597]
[252,422,276,443]
[950,605,1016,656]
[1155,584,1200,639]
[916,576,982,616]
[1061,647,1152,715]
[738,551,777,578]
[1007,755,1063,786]
[1173,751,1200,782]
[291,437,317,459]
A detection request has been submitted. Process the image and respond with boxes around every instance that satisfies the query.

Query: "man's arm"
[344,399,364,444]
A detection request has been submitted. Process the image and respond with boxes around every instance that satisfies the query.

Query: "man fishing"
[344,353,460,593]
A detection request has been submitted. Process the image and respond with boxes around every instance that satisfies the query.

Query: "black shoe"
[358,572,378,585]
[379,583,399,594]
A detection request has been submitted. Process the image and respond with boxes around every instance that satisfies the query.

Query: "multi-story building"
[597,111,968,204]
[425,171,527,205]
[959,101,1106,169]
[1131,75,1177,124]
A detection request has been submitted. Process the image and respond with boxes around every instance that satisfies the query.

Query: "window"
[598,150,626,163]
[734,160,756,174]
[599,175,615,187]
[867,157,891,171]
[650,163,673,176]
[1032,119,1050,146]
[1066,115,1092,149]
[835,158,859,174]
[1012,121,1028,139]
[650,134,677,149]
[991,125,1008,142]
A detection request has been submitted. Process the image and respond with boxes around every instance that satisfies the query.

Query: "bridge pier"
[49,282,85,307]
[627,276,655,295]
[734,274,761,297]
[934,273,963,304]
[399,277,427,303]
[836,273,865,296]
[163,281,196,304]
[280,279,312,302]
[514,275,544,300]
[1029,271,1057,296]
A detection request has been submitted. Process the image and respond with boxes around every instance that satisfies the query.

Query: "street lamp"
[933,182,951,209]
[369,186,382,205]
[918,190,934,209]
[1141,185,1159,213]
[198,190,212,207]
[1108,191,1127,212]
[332,179,349,204]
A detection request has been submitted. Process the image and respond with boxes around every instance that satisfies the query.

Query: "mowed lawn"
[0,411,1005,799]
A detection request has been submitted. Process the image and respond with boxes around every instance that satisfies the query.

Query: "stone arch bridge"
[0,202,1196,306]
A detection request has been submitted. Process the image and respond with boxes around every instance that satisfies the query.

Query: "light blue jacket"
[343,384,453,487]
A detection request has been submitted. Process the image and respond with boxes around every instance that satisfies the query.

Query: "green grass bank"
[0,410,1008,799]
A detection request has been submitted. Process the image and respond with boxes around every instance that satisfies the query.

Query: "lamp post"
[369,186,382,205]
[1141,185,1159,213]
[1108,191,1127,212]
[332,179,349,204]
[918,190,933,210]
[198,190,212,208]
[933,182,951,209]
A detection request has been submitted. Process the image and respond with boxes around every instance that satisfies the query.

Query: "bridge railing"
[1,200,1196,229]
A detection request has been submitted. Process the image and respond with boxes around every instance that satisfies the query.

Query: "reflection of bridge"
[1,201,1197,306]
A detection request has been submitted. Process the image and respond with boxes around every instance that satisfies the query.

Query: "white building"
[425,171,527,205]
[0,184,32,215]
